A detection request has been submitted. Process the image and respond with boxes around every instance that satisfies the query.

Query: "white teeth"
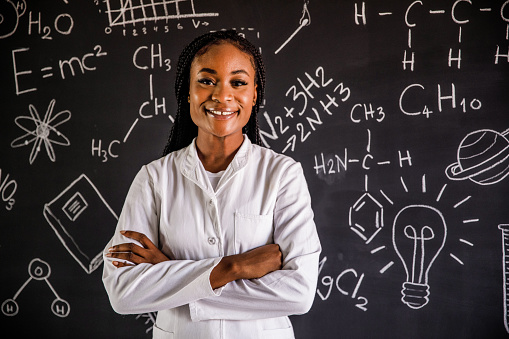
[209,110,235,116]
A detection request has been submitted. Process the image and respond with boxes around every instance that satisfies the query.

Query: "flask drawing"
[498,224,509,333]
[392,205,447,309]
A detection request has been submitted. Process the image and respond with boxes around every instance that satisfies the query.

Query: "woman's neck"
[195,132,244,173]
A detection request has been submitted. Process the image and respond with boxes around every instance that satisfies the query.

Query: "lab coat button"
[208,237,216,245]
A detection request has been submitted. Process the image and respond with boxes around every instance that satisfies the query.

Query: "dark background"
[1,1,508,338]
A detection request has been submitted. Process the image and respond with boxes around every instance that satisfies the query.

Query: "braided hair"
[162,30,266,156]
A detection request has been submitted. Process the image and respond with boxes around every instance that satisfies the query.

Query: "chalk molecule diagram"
[10,99,71,165]
[0,0,26,39]
[2,258,70,317]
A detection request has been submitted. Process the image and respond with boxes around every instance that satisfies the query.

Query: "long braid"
[162,30,266,156]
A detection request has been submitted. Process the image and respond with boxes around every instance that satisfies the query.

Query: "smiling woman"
[189,42,258,171]
[102,30,321,339]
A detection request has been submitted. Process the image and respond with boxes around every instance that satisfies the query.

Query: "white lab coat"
[102,136,321,339]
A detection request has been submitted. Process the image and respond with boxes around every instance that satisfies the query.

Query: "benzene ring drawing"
[11,99,71,165]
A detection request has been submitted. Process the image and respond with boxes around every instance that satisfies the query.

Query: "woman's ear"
[253,84,258,106]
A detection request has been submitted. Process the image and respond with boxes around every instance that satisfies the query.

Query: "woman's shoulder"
[250,143,301,170]
[142,146,189,176]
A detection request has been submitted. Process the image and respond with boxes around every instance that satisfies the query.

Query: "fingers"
[112,261,134,268]
[107,230,170,268]
[106,232,149,265]
[108,241,146,257]
[106,247,144,264]
[109,242,143,253]
[119,230,157,250]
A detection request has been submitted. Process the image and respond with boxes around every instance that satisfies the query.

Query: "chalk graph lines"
[104,0,218,27]
[10,99,71,165]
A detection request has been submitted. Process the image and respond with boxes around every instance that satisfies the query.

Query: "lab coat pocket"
[152,324,174,339]
[262,326,295,339]
[234,212,274,254]
[260,317,295,339]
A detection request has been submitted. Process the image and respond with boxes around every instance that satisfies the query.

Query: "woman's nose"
[211,83,233,103]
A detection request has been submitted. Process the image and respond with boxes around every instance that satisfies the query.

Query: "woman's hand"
[210,244,282,289]
[106,230,169,268]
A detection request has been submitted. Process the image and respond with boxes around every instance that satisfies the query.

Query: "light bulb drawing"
[392,204,447,309]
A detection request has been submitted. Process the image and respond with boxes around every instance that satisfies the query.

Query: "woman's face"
[189,42,257,141]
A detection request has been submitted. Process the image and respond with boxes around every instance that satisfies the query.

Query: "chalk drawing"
[11,45,104,96]
[499,224,509,333]
[43,174,118,274]
[356,1,509,69]
[2,258,70,317]
[371,174,477,310]
[446,128,509,185]
[27,11,74,40]
[316,258,368,312]
[0,0,26,39]
[349,192,384,244]
[399,83,482,118]
[259,66,350,152]
[500,224,509,333]
[392,205,447,309]
[275,1,310,54]
[10,99,71,165]
[313,130,412,182]
[136,312,157,334]
[0,168,16,211]
[104,0,218,27]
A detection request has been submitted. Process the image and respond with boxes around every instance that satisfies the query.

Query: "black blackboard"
[1,0,509,338]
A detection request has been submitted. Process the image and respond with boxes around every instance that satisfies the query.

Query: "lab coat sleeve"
[190,162,321,321]
[102,166,223,315]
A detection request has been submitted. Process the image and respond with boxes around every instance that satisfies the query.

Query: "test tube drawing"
[498,224,509,333]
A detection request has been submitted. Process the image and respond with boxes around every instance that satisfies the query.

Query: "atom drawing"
[446,128,509,185]
[11,99,71,165]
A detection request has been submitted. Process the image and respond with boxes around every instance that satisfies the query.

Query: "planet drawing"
[445,128,509,185]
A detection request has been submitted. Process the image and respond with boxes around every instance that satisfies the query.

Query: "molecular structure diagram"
[2,258,70,317]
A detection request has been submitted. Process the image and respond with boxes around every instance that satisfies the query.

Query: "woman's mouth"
[206,109,238,117]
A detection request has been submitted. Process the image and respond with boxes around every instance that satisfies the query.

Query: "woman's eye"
[198,78,214,85]
[232,80,248,87]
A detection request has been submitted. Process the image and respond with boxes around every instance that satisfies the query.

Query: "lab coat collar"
[180,135,252,194]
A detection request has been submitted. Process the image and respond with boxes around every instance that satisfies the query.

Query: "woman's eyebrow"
[197,68,250,76]
[198,67,216,74]
[231,69,250,76]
